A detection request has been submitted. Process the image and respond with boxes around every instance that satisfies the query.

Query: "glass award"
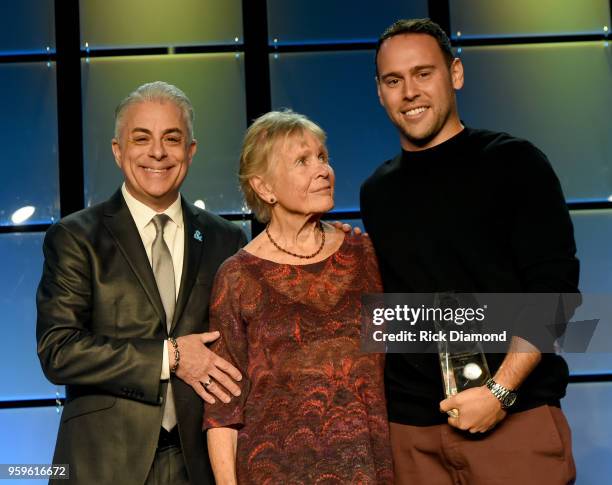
[433,293,491,417]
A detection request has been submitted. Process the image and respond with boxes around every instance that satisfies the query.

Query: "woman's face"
[267,130,335,218]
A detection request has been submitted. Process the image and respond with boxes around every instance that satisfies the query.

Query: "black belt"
[157,427,181,449]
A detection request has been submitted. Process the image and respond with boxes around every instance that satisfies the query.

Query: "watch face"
[503,393,517,408]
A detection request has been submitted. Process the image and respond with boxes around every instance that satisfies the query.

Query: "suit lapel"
[171,199,205,333]
[103,190,166,327]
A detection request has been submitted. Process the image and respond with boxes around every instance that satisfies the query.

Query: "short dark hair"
[375,18,454,76]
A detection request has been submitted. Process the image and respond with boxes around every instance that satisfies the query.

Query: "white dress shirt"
[121,184,184,380]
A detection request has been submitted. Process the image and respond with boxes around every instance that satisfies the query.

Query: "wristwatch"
[486,378,517,409]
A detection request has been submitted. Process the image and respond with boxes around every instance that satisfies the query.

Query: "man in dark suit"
[37,81,246,485]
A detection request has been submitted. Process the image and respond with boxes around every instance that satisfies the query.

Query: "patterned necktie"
[151,214,177,431]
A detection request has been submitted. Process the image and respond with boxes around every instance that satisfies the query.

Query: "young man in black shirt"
[361,18,578,485]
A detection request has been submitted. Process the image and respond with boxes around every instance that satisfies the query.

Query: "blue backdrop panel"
[564,382,612,484]
[457,42,612,203]
[0,62,59,227]
[79,0,243,49]
[232,220,252,241]
[267,0,427,45]
[571,210,612,293]
[563,210,612,375]
[81,53,247,214]
[270,51,398,211]
[0,406,60,483]
[0,0,55,54]
[449,0,611,39]
[0,233,63,401]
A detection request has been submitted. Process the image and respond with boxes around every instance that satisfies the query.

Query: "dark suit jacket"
[36,189,247,485]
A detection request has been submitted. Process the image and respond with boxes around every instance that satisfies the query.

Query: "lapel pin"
[193,230,203,242]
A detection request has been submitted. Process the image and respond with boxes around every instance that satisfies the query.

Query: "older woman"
[204,110,392,484]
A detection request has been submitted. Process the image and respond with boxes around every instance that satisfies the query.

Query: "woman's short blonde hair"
[239,110,327,222]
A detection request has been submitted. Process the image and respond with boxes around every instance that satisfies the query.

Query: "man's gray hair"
[114,81,195,142]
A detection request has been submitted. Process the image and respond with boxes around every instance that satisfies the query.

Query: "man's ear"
[111,139,122,168]
[249,175,276,204]
[450,58,464,91]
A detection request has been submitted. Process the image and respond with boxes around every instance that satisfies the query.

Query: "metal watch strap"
[486,378,516,408]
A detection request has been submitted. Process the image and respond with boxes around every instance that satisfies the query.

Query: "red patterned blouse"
[203,233,393,484]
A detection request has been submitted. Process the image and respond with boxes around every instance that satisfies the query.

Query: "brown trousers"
[390,405,576,485]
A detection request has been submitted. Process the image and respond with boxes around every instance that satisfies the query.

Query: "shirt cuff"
[161,340,170,380]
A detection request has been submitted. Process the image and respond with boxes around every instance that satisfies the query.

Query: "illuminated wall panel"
[267,0,427,45]
[564,382,612,483]
[457,42,612,203]
[0,233,63,401]
[81,53,247,214]
[79,0,243,49]
[564,210,612,375]
[0,0,55,54]
[270,51,398,211]
[0,62,59,227]
[449,0,610,39]
[0,407,60,477]
[572,209,612,293]
[232,220,252,241]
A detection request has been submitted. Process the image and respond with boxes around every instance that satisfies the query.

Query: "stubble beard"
[397,106,453,150]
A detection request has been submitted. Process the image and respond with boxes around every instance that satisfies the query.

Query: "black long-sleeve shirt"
[360,127,579,425]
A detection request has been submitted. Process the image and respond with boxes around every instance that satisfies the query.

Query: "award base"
[440,351,491,417]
